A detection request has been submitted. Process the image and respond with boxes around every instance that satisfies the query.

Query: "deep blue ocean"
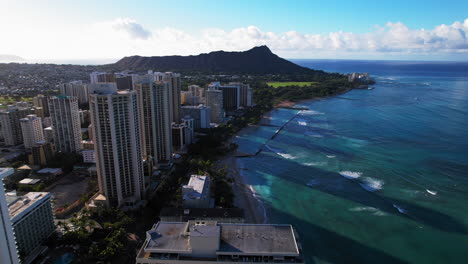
[234,60,468,263]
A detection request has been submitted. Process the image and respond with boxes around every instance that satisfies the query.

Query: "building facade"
[90,71,116,83]
[182,175,212,208]
[135,77,173,166]
[0,106,33,146]
[136,221,304,264]
[162,72,182,123]
[90,86,145,208]
[48,96,82,153]
[181,105,211,130]
[8,192,55,260]
[32,94,49,117]
[20,115,45,149]
[205,89,224,123]
[0,168,20,264]
[28,141,55,166]
[58,80,90,105]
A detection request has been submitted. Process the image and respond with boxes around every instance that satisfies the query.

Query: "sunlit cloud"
[1,17,468,62]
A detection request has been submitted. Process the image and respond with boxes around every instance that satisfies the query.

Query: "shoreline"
[274,86,354,108]
[217,153,267,224]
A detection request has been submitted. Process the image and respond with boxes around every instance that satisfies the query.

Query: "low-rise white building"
[135,221,304,264]
[182,175,212,208]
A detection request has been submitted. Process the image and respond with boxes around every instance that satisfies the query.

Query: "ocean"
[234,59,468,263]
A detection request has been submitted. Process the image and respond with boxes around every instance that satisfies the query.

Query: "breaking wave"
[299,110,324,115]
[264,145,296,160]
[359,177,384,192]
[297,119,308,126]
[339,171,362,179]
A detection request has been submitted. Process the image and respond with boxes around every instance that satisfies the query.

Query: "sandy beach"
[217,153,267,224]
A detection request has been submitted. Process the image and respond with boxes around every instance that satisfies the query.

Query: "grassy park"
[267,81,318,88]
[0,96,33,108]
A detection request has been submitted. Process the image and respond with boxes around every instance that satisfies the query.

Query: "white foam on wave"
[426,189,438,195]
[299,110,324,115]
[393,204,406,214]
[297,119,308,126]
[304,131,323,137]
[303,162,325,167]
[326,155,336,158]
[359,177,384,192]
[339,171,362,179]
[265,145,296,160]
[248,185,268,224]
[349,206,387,216]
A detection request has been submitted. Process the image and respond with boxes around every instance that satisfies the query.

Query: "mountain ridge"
[113,46,318,74]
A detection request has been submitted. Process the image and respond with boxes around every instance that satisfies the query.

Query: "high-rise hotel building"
[48,96,82,153]
[20,114,45,149]
[89,85,145,208]
[58,80,90,105]
[0,106,33,146]
[163,72,182,123]
[208,82,240,112]
[134,75,173,166]
[0,168,20,264]
[205,89,224,123]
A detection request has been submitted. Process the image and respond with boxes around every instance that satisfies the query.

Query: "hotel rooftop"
[136,221,304,264]
[7,192,51,222]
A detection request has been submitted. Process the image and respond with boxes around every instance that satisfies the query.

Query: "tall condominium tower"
[32,94,49,117]
[20,115,45,149]
[231,82,253,107]
[48,96,82,153]
[134,76,173,166]
[0,106,33,146]
[90,86,145,208]
[208,82,240,112]
[58,80,90,105]
[0,168,20,264]
[205,89,224,123]
[188,84,204,97]
[163,72,182,123]
[90,71,116,83]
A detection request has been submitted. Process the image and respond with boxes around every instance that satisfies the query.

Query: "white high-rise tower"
[20,115,45,149]
[48,96,82,153]
[134,76,173,166]
[90,85,145,208]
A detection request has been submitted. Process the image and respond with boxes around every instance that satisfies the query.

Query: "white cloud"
[1,17,468,61]
[112,18,151,40]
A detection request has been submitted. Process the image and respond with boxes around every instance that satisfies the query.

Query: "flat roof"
[37,168,62,174]
[0,167,14,178]
[219,224,299,255]
[19,178,41,185]
[142,222,300,256]
[183,175,208,200]
[145,222,191,253]
[8,192,51,221]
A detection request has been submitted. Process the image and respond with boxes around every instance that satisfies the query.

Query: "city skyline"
[1,0,468,62]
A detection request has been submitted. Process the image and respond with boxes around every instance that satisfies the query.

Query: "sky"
[1,0,468,63]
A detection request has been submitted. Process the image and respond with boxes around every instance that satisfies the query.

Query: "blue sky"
[1,0,468,62]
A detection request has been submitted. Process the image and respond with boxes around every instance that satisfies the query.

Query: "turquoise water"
[235,61,468,263]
